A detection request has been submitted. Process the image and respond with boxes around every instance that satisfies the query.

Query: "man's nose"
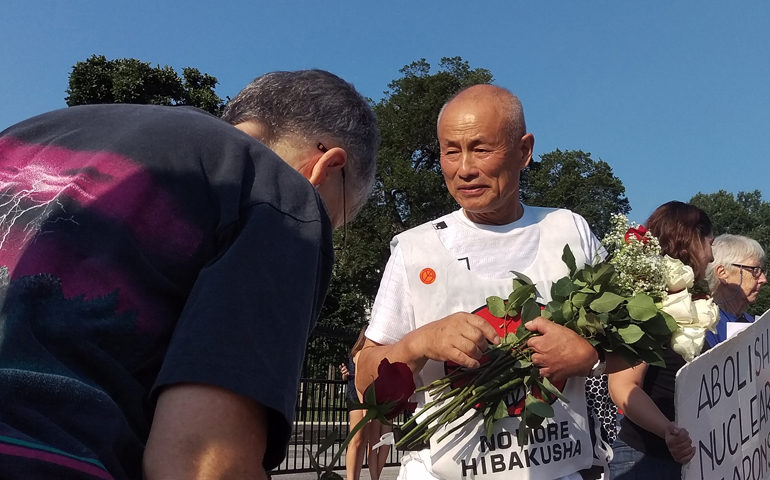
[457,151,478,177]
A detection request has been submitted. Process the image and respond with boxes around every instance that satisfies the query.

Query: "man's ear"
[302,147,347,186]
[518,133,535,170]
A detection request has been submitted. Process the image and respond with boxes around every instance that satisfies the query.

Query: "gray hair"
[437,84,527,146]
[706,234,766,293]
[222,69,379,217]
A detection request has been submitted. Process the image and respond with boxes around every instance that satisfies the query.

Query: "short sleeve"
[153,201,333,470]
[572,213,606,262]
[367,241,416,345]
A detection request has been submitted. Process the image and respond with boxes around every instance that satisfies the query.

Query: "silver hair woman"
[705,234,767,346]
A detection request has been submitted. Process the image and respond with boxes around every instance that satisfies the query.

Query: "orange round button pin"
[420,268,436,285]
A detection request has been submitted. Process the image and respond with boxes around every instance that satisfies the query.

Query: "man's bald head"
[437,84,527,147]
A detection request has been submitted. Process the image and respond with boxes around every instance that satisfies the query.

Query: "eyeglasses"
[317,142,346,250]
[731,263,766,279]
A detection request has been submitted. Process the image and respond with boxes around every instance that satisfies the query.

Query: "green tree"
[66,55,225,115]
[520,149,631,238]
[690,190,770,316]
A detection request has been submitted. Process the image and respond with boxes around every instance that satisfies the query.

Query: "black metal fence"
[273,378,407,474]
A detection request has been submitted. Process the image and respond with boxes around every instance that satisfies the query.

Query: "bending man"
[0,70,378,480]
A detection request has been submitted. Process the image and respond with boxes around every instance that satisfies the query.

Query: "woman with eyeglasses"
[705,234,767,346]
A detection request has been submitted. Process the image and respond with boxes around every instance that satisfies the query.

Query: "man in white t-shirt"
[357,85,620,480]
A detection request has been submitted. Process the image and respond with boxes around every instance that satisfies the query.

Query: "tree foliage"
[521,149,631,238]
[66,55,225,115]
[62,55,635,377]
[690,190,770,316]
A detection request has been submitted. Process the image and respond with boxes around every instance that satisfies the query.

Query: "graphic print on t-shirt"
[444,304,567,417]
[0,136,202,319]
[0,135,207,479]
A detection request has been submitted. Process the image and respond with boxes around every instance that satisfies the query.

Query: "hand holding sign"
[664,422,695,464]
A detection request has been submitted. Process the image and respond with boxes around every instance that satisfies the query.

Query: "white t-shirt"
[367,206,602,346]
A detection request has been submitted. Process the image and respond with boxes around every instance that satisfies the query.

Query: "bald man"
[357,85,612,480]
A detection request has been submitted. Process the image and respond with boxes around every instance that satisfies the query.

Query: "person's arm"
[144,384,269,480]
[356,313,501,392]
[608,364,694,464]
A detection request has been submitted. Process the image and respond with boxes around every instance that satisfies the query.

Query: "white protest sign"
[676,311,770,480]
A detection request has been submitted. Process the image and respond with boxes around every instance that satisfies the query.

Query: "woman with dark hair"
[608,201,714,479]
[341,327,392,480]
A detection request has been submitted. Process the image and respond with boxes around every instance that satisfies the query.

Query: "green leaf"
[487,296,506,318]
[525,411,547,429]
[552,277,579,300]
[618,324,645,344]
[306,448,322,475]
[540,377,569,403]
[638,349,666,367]
[514,358,533,368]
[627,294,658,321]
[592,262,615,286]
[511,270,534,285]
[521,298,542,322]
[526,395,555,418]
[659,311,679,333]
[508,284,537,309]
[485,411,496,438]
[571,292,593,308]
[494,400,509,420]
[562,245,577,276]
[590,292,626,313]
[576,307,594,334]
[518,415,530,446]
[318,430,338,455]
[505,332,518,343]
[585,311,605,335]
[561,299,575,322]
[642,314,677,336]
[545,301,566,324]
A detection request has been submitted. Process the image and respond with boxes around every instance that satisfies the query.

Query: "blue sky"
[2,0,768,223]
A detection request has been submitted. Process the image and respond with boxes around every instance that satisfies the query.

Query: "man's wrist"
[402,329,429,372]
[588,348,606,377]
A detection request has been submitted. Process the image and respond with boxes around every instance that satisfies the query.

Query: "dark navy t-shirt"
[0,104,334,479]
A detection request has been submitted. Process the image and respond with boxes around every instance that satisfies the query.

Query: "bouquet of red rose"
[391,214,719,450]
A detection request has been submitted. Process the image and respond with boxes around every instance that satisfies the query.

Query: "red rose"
[624,225,649,244]
[363,359,417,420]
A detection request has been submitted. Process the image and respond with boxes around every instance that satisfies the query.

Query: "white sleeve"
[366,241,416,346]
[572,213,606,262]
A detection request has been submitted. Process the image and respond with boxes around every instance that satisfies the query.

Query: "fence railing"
[273,378,408,474]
